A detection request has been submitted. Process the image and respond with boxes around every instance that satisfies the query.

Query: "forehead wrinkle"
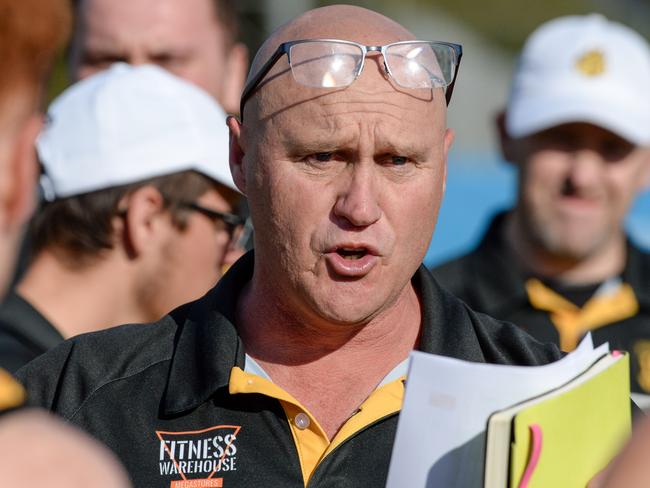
[370,119,436,158]
[320,95,406,110]
[321,107,404,125]
[274,108,359,151]
[321,96,442,129]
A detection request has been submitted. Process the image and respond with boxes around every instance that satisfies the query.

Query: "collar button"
[294,412,311,430]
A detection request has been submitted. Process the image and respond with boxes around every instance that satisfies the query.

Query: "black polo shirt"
[432,212,650,395]
[17,253,560,488]
[0,290,63,373]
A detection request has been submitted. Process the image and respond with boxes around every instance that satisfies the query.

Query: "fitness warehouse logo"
[156,424,241,487]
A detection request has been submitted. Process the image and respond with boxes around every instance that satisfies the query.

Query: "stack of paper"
[386,336,630,488]
[485,353,629,487]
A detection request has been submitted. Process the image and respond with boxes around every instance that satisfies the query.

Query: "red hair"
[0,0,71,101]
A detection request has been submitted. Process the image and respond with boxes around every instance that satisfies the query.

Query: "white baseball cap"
[505,14,650,145]
[37,63,238,200]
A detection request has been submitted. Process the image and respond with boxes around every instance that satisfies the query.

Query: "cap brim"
[506,89,650,145]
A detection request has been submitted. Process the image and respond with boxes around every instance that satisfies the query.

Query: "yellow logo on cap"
[575,50,606,76]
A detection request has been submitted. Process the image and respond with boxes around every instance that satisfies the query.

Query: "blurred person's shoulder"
[0,368,25,412]
[431,212,519,309]
[430,252,475,297]
[417,264,561,366]
[14,292,206,417]
[626,241,650,301]
[0,290,64,373]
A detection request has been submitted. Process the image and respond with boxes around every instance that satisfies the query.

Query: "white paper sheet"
[386,335,607,488]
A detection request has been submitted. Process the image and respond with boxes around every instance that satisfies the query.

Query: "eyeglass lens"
[384,42,451,89]
[287,41,456,90]
[289,42,363,88]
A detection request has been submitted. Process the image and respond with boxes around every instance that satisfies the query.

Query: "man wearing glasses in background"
[0,64,244,373]
[18,6,561,487]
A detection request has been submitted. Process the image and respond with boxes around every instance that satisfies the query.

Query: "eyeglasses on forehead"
[239,38,463,119]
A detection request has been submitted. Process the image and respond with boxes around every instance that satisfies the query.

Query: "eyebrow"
[283,120,360,149]
[374,140,432,161]
[281,132,432,162]
[80,38,127,56]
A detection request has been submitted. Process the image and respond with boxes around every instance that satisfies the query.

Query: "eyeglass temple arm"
[239,45,289,119]
[445,46,463,105]
[184,202,244,227]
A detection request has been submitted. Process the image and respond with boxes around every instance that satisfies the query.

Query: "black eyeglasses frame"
[239,38,463,119]
[179,202,245,233]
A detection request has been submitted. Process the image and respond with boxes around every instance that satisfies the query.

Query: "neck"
[17,250,151,339]
[505,211,627,285]
[237,269,421,439]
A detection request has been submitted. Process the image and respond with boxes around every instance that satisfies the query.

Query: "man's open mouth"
[336,248,369,260]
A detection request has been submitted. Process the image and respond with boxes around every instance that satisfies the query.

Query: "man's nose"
[567,149,603,189]
[129,52,150,67]
[333,165,382,228]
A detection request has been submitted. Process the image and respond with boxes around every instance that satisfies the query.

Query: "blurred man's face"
[139,186,238,319]
[0,91,40,297]
[71,0,247,113]
[235,41,453,326]
[511,123,650,260]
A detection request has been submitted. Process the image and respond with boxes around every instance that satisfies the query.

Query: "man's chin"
[540,235,609,263]
[308,297,382,329]
[314,307,375,328]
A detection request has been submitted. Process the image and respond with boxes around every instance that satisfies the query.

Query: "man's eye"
[83,54,126,67]
[314,152,333,162]
[152,53,183,67]
[601,140,633,162]
[382,155,411,167]
[539,130,574,150]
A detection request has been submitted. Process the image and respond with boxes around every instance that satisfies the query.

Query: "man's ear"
[443,128,455,161]
[227,115,247,195]
[0,114,41,233]
[442,128,454,196]
[639,146,650,191]
[118,186,168,259]
[640,150,650,191]
[222,42,249,114]
[496,111,518,165]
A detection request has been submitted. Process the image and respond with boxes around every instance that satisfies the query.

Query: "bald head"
[242,4,446,127]
[249,5,415,81]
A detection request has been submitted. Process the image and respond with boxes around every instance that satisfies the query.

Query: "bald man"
[18,6,561,486]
